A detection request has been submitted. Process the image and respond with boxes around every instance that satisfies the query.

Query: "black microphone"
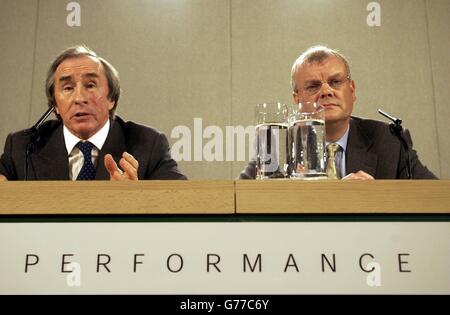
[24,106,56,180]
[378,109,412,179]
[24,106,56,135]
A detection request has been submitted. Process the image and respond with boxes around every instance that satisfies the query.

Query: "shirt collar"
[64,119,110,154]
[326,123,350,152]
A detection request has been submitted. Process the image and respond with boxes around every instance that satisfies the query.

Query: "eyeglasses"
[297,75,350,95]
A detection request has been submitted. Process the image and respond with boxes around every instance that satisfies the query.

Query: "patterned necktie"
[326,143,341,179]
[76,141,96,180]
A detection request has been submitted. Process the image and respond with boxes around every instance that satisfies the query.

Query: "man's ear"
[293,92,300,104]
[350,80,356,102]
[107,100,115,111]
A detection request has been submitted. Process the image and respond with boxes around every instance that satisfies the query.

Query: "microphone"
[378,109,403,133]
[24,106,56,135]
[378,109,412,179]
[24,106,56,180]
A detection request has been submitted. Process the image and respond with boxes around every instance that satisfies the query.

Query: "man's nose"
[319,82,334,99]
[73,86,88,104]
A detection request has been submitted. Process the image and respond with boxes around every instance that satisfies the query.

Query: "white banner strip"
[0,222,449,294]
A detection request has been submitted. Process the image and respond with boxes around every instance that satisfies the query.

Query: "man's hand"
[104,152,139,181]
[342,170,374,180]
[0,175,7,181]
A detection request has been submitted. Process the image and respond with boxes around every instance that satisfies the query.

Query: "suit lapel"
[31,124,70,180]
[346,118,378,177]
[95,118,127,180]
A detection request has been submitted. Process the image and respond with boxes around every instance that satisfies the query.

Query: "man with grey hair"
[0,45,186,180]
[240,45,436,179]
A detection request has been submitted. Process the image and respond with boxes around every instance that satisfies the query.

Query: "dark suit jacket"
[239,116,437,179]
[0,116,186,180]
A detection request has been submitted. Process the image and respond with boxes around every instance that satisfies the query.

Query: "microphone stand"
[378,109,412,179]
[24,107,55,180]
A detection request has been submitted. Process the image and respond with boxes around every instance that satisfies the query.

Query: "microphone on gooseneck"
[378,109,412,179]
[24,106,56,180]
[24,106,56,135]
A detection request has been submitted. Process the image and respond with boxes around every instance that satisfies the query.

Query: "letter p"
[25,254,39,273]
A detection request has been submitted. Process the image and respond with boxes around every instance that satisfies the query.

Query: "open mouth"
[73,113,91,119]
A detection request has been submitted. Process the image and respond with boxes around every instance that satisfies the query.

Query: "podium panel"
[0,221,449,294]
[235,180,450,213]
[0,181,234,214]
[0,180,449,294]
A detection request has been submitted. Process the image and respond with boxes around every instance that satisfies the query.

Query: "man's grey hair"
[45,45,121,119]
[290,45,351,92]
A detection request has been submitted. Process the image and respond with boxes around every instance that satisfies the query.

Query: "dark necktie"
[326,143,341,179]
[76,141,96,180]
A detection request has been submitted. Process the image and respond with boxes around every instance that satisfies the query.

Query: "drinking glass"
[255,102,289,179]
[288,102,326,179]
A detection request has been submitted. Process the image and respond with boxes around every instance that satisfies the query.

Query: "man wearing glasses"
[240,45,437,179]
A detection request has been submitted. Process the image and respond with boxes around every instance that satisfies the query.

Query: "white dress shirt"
[64,120,110,180]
